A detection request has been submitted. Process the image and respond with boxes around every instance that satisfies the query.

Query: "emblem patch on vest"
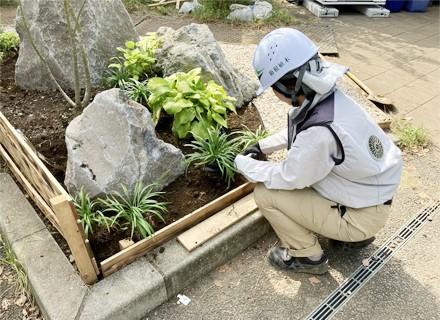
[368,135,384,160]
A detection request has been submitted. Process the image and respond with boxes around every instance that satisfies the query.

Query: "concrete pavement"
[147,6,440,320]
[332,7,440,146]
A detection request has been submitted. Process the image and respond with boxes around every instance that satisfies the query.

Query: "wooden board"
[177,193,258,251]
[51,195,98,284]
[100,182,255,277]
[0,111,98,284]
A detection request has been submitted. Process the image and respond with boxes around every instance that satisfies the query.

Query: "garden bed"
[0,56,264,264]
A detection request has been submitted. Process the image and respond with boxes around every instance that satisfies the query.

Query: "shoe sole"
[330,237,376,252]
[267,256,329,275]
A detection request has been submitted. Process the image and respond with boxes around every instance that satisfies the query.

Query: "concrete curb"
[0,174,87,320]
[0,173,271,319]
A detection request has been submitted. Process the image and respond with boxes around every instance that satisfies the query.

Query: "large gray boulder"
[156,24,258,108]
[65,89,185,198]
[15,0,138,91]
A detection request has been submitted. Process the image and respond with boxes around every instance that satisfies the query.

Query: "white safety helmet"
[253,28,318,96]
[253,28,347,100]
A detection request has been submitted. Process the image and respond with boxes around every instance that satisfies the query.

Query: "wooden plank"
[0,112,69,198]
[148,0,177,7]
[50,195,98,284]
[177,193,258,252]
[100,182,255,277]
[0,144,63,234]
[176,0,181,9]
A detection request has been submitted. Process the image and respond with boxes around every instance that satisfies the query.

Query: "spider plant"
[99,182,167,240]
[123,78,150,104]
[185,127,241,188]
[105,58,131,89]
[74,188,112,237]
[234,125,270,151]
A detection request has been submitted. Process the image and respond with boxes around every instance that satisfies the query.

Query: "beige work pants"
[254,183,391,257]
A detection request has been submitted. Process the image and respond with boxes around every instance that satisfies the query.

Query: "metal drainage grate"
[305,200,440,320]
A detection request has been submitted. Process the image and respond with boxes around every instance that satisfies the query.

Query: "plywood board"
[177,193,258,251]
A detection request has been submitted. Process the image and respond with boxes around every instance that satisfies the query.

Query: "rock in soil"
[64,88,185,198]
[15,0,138,91]
[156,23,259,108]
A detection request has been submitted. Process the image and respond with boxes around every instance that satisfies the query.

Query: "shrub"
[109,32,163,81]
[74,188,112,237]
[147,68,237,139]
[185,128,241,187]
[99,182,168,240]
[0,31,20,62]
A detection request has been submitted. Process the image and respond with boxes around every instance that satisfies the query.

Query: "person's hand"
[241,143,266,160]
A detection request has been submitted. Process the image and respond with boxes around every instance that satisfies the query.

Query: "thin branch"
[73,0,87,33]
[68,1,92,107]
[18,1,76,108]
[64,0,81,108]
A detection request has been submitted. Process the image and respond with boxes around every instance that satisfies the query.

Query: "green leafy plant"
[109,32,163,80]
[105,57,131,88]
[147,68,237,139]
[0,30,20,62]
[74,188,112,237]
[392,119,430,152]
[185,128,241,187]
[99,182,168,240]
[123,78,150,104]
[234,125,270,151]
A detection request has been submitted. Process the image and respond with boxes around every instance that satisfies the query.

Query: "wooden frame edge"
[100,182,256,277]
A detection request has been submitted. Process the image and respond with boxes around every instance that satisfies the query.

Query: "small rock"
[179,0,201,14]
[69,254,75,263]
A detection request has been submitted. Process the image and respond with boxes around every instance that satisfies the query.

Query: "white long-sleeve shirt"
[235,126,338,190]
[235,89,402,208]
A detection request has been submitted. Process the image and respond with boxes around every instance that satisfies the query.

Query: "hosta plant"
[147,68,237,139]
[109,32,163,81]
[185,128,241,187]
[234,125,270,151]
[74,188,112,237]
[99,182,168,240]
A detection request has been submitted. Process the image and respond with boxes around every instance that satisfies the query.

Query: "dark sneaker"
[329,237,376,252]
[267,247,329,275]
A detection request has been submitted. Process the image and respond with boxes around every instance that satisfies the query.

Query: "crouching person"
[234,28,403,275]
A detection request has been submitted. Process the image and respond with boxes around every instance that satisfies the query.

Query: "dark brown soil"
[0,56,263,262]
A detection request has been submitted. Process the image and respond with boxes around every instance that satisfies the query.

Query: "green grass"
[74,188,113,237]
[392,119,430,152]
[0,0,18,6]
[234,125,270,151]
[0,236,32,302]
[122,0,154,12]
[185,128,241,188]
[99,182,168,240]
